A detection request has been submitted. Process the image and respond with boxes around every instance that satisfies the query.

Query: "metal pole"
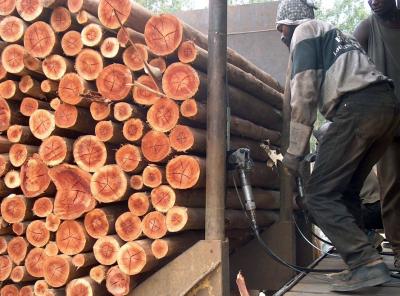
[206,0,227,241]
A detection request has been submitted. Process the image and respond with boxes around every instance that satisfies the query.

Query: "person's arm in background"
[354,18,371,51]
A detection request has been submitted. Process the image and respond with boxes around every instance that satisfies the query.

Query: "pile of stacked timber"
[0,0,283,295]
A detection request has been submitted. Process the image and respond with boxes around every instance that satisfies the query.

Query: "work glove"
[282,152,302,177]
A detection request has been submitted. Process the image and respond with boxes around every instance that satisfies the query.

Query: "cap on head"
[276,0,317,29]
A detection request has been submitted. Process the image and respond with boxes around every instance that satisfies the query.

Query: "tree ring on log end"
[98,0,131,29]
[162,62,200,100]
[147,98,179,132]
[115,212,142,242]
[29,109,55,140]
[90,165,128,203]
[115,144,142,173]
[58,73,85,105]
[24,22,55,58]
[141,130,171,163]
[166,155,201,189]
[1,44,25,74]
[76,49,104,81]
[142,211,167,239]
[96,64,132,101]
[132,75,160,106]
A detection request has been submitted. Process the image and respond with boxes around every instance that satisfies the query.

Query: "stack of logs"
[0,0,283,295]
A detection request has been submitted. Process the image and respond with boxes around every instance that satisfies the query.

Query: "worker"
[276,0,400,291]
[354,0,400,270]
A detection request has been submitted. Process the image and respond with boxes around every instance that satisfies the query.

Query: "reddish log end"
[34,280,48,296]
[19,285,34,296]
[98,0,131,29]
[106,265,132,296]
[66,278,97,296]
[49,164,95,220]
[151,239,168,259]
[0,98,11,131]
[26,220,50,247]
[0,255,13,281]
[29,109,55,140]
[45,213,61,232]
[73,135,107,173]
[11,222,26,236]
[54,103,78,128]
[43,255,71,287]
[143,165,164,188]
[20,154,51,197]
[7,125,26,143]
[16,0,43,21]
[20,97,38,117]
[84,209,110,239]
[0,154,10,177]
[123,118,144,142]
[122,44,148,72]
[162,62,200,100]
[90,102,110,121]
[144,14,183,56]
[147,98,179,132]
[90,265,108,284]
[169,125,195,152]
[42,55,69,81]
[39,136,71,166]
[44,241,59,256]
[94,120,115,142]
[101,37,120,58]
[90,165,128,203]
[67,0,82,13]
[96,64,132,101]
[9,144,36,167]
[0,285,19,296]
[129,175,144,190]
[117,241,148,275]
[58,73,85,105]
[81,23,103,47]
[141,130,171,163]
[166,155,202,189]
[7,236,28,265]
[0,195,27,223]
[128,192,150,216]
[50,97,61,110]
[93,236,120,265]
[149,58,167,73]
[0,80,17,99]
[41,80,58,94]
[114,102,132,122]
[1,44,25,74]
[50,6,71,32]
[0,0,16,15]
[142,211,167,239]
[4,170,20,188]
[32,197,53,217]
[151,185,176,213]
[76,49,103,81]
[132,75,160,105]
[115,212,142,242]
[61,31,83,57]
[56,220,88,255]
[0,16,26,43]
[24,22,55,58]
[178,40,197,63]
[115,144,142,173]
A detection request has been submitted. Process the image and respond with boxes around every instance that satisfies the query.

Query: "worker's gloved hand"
[282,152,302,176]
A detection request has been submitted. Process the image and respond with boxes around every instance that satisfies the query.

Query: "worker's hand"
[282,152,302,176]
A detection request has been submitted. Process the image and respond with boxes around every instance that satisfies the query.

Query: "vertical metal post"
[206,0,227,241]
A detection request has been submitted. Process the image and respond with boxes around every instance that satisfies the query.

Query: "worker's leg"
[305,85,399,269]
[377,138,400,264]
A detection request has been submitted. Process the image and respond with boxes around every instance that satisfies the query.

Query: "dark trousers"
[305,83,399,269]
[362,201,383,230]
[377,137,400,253]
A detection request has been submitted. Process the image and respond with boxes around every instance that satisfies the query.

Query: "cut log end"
[151,239,168,259]
[166,206,188,232]
[76,49,103,81]
[19,285,34,296]
[151,185,175,213]
[12,222,26,236]
[58,73,85,105]
[115,212,142,242]
[4,170,20,189]
[16,0,43,21]
[0,255,12,281]
[115,144,142,173]
[24,22,55,58]
[44,241,59,256]
[117,241,148,275]
[9,144,31,167]
[90,102,110,121]
[93,236,120,266]
[96,64,132,101]
[81,23,103,47]
[162,63,200,100]
[0,285,19,296]
[56,221,87,256]
[143,165,164,188]
[20,154,51,197]
[7,125,25,143]
[25,248,47,278]
[114,102,132,122]
[144,14,183,56]
[50,6,71,32]
[54,103,78,128]
[1,44,25,74]
[42,55,69,81]
[129,175,144,190]
[45,213,61,232]
[61,31,83,57]
[169,125,195,152]
[178,40,197,63]
[0,0,16,16]
[32,197,53,217]
[7,236,28,265]
[41,80,58,94]
[94,120,114,142]
[0,195,27,223]
[147,98,179,132]
[43,255,71,288]
[141,130,171,163]
[29,109,55,140]
[73,135,107,173]
[0,154,10,177]
[20,97,39,117]
[166,155,201,189]
[101,37,120,58]
[50,98,61,110]
[26,220,50,247]
[122,44,148,72]
[123,118,144,142]
[0,16,25,43]
[67,0,83,13]
[34,280,48,296]
[142,211,167,239]
[106,266,132,296]
[90,265,108,284]
[128,192,150,216]
[98,0,131,29]
[133,75,160,105]
[0,98,11,132]
[149,58,167,73]
[90,165,128,203]
[84,209,110,239]
[39,136,70,167]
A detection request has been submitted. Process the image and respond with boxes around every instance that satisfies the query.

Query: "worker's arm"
[353,18,370,51]
[287,22,322,157]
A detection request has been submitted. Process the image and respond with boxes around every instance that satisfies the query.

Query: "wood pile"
[0,0,283,295]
